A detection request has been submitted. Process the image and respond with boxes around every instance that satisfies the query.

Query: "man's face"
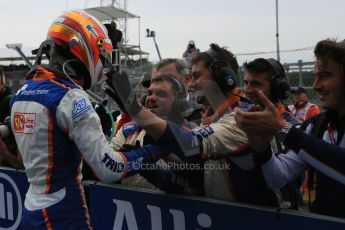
[244,72,271,105]
[190,60,216,104]
[313,57,345,113]
[145,81,176,117]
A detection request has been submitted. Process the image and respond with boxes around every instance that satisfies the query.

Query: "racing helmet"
[47,10,113,89]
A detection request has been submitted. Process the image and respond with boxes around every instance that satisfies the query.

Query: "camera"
[0,124,10,139]
[0,117,12,140]
[0,117,18,157]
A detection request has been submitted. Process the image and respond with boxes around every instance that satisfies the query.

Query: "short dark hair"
[314,39,345,75]
[244,58,276,82]
[155,58,190,76]
[192,43,239,76]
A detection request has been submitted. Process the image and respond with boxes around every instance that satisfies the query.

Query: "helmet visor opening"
[100,54,112,72]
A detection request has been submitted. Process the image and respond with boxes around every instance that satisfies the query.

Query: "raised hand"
[105,70,142,116]
[234,91,287,153]
[235,91,287,135]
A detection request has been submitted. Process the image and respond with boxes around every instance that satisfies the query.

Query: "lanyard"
[327,124,336,144]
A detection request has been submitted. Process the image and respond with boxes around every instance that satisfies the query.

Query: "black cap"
[291,87,306,94]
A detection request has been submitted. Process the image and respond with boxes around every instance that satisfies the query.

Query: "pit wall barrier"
[1,167,344,230]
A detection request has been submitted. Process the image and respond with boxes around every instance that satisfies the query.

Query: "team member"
[106,43,252,201]
[235,39,345,218]
[113,74,198,192]
[10,11,160,229]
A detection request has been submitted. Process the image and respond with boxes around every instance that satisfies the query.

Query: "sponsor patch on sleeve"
[102,153,125,173]
[72,98,92,119]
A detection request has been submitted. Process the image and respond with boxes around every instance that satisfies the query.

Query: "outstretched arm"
[57,88,161,183]
[105,70,167,139]
[105,71,248,162]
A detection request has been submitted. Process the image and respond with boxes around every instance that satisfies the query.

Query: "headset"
[205,47,237,93]
[265,58,291,100]
[167,76,189,114]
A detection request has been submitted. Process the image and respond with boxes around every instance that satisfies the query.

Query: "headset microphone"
[228,91,254,105]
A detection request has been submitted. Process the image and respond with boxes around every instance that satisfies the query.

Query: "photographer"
[182,40,200,70]
[0,66,11,122]
[0,134,23,169]
[0,67,23,169]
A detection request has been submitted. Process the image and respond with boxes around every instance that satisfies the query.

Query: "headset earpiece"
[265,58,291,100]
[213,65,236,93]
[163,76,188,115]
[205,48,236,93]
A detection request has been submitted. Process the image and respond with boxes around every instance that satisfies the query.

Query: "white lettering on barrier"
[0,172,22,230]
[112,199,138,230]
[112,198,213,229]
[147,205,162,230]
[197,213,212,228]
[169,209,185,230]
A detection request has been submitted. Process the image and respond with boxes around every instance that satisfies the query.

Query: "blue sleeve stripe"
[299,150,345,185]
[285,126,345,175]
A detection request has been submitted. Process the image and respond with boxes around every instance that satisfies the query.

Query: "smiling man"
[106,44,280,205]
[235,39,345,218]
[145,76,183,120]
[112,74,196,190]
[242,58,303,209]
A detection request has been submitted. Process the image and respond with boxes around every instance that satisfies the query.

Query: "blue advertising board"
[1,168,345,230]
[87,182,345,230]
[0,167,28,230]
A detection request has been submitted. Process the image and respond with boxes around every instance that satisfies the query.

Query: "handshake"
[92,100,120,138]
[104,69,143,116]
